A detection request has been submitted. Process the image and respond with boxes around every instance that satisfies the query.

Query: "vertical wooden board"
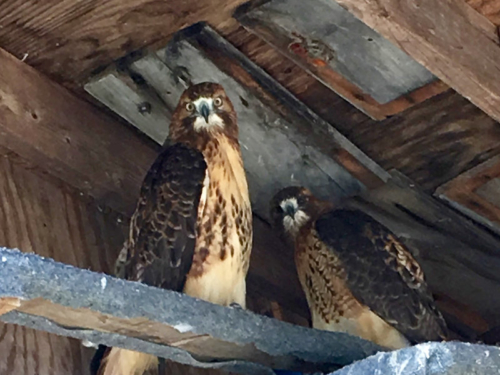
[235,0,445,119]
[0,152,128,375]
[85,24,388,217]
[0,322,94,375]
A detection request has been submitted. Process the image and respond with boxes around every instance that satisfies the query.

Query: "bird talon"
[229,302,244,309]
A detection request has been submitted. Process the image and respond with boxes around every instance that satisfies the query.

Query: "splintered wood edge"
[0,248,383,373]
[11,296,279,366]
[0,297,22,316]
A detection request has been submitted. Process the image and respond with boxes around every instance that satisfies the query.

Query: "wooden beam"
[217,24,500,195]
[235,0,447,120]
[0,148,127,375]
[332,0,500,123]
[0,46,157,216]
[436,155,500,235]
[336,90,500,192]
[0,248,383,374]
[85,24,389,216]
[0,44,309,321]
[0,0,247,86]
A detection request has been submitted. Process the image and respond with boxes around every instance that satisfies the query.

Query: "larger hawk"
[270,186,447,349]
[93,82,253,375]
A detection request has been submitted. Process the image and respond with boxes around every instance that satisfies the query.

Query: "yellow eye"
[186,102,194,112]
[214,97,223,107]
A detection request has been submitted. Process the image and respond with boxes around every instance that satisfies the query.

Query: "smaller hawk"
[270,186,448,349]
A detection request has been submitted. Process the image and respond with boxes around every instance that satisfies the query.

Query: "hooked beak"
[284,203,296,218]
[199,102,210,123]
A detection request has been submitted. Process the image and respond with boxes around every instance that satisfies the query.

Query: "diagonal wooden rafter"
[0,44,311,319]
[332,0,500,123]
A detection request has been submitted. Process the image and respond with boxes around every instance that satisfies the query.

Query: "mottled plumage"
[94,82,252,375]
[270,187,447,349]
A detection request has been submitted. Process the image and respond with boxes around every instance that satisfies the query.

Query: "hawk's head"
[169,82,238,141]
[270,186,318,239]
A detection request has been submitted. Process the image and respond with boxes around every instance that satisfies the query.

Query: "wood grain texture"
[217,24,500,194]
[340,91,500,192]
[0,46,157,216]
[0,151,127,375]
[0,0,247,85]
[436,155,500,235]
[236,0,446,119]
[333,0,500,123]
[466,0,500,25]
[0,150,305,374]
[217,21,372,134]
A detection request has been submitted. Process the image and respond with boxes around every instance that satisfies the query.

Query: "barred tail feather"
[97,347,158,375]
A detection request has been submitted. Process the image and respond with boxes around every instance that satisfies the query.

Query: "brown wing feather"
[315,209,448,344]
[91,143,206,375]
[123,142,206,291]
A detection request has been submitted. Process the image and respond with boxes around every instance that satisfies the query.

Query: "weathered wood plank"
[333,0,500,123]
[236,0,446,119]
[436,155,500,235]
[0,248,383,375]
[217,21,372,129]
[0,152,126,375]
[0,34,311,325]
[339,90,500,192]
[218,23,500,196]
[0,149,307,373]
[0,0,248,86]
[350,170,500,331]
[0,46,158,216]
[85,23,389,217]
[84,72,172,144]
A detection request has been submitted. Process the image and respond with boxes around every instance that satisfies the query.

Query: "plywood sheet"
[236,0,444,119]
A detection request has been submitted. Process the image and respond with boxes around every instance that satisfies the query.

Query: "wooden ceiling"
[0,0,248,86]
[2,0,500,344]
